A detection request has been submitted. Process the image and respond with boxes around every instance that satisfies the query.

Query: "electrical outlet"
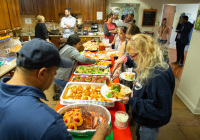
[25,18,32,24]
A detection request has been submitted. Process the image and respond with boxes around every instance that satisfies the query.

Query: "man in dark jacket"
[172,16,193,67]
[0,39,111,140]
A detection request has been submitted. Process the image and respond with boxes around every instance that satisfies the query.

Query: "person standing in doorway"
[61,8,76,38]
[171,16,193,67]
[157,18,170,45]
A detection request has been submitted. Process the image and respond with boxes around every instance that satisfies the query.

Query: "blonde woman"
[35,15,49,42]
[116,34,175,140]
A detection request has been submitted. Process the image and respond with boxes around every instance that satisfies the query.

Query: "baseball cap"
[16,38,72,69]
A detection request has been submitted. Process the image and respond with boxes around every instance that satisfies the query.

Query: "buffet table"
[55,56,133,140]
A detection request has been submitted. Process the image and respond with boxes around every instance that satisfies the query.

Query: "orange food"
[64,117,71,126]
[73,111,82,118]
[68,123,77,130]
[63,85,112,102]
[95,61,111,66]
[63,111,73,118]
[73,116,83,126]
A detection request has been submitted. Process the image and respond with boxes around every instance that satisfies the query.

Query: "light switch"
[25,18,32,24]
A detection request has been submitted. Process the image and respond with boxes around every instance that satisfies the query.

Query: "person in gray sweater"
[54,34,99,93]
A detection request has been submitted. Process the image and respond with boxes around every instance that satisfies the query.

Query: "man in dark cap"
[0,39,111,140]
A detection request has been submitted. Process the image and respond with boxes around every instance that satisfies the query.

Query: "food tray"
[60,82,114,107]
[96,54,111,60]
[74,65,111,75]
[93,60,112,66]
[57,103,111,136]
[71,75,109,83]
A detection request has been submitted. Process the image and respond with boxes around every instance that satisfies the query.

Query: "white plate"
[100,84,121,102]
[119,72,136,81]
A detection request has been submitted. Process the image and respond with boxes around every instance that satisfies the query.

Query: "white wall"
[169,4,199,47]
[177,4,200,114]
[106,0,200,40]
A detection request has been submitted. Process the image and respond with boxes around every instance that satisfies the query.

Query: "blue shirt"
[0,77,73,140]
[128,66,175,128]
[61,16,76,38]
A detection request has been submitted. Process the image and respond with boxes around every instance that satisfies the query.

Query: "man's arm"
[65,17,76,29]
[91,123,111,140]
[61,18,66,29]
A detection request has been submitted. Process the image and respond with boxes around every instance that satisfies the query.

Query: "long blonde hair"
[126,34,169,85]
[36,15,45,23]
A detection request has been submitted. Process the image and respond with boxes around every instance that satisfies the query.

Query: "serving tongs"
[110,62,123,82]
[100,64,113,71]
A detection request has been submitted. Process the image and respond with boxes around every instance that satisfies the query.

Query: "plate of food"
[120,72,135,81]
[71,75,108,83]
[60,82,114,107]
[101,83,132,101]
[74,65,110,75]
[107,51,119,57]
[81,51,96,58]
[94,61,111,66]
[83,41,98,52]
[96,54,111,60]
[57,103,111,136]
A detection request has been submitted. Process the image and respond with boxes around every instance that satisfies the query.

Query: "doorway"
[161,5,176,45]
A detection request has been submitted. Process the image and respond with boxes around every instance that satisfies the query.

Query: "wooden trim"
[142,9,157,27]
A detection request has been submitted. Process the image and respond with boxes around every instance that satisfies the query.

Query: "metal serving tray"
[60,82,114,107]
[57,103,111,136]
[71,75,110,83]
[96,54,111,60]
[74,65,111,76]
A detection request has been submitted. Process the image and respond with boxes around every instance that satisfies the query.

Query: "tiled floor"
[43,48,200,140]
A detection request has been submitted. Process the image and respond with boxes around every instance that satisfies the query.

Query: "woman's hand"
[113,57,125,70]
[113,69,120,78]
[119,97,129,104]
[95,58,100,63]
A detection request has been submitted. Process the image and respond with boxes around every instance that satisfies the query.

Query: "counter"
[0,59,16,77]
[20,34,104,38]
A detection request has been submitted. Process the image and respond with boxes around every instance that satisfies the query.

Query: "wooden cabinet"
[70,0,81,14]
[80,37,93,42]
[58,0,69,13]
[21,36,34,42]
[93,0,106,23]
[0,0,12,34]
[50,37,60,49]
[58,0,81,14]
[0,0,22,35]
[81,0,94,23]
[34,0,59,22]
[81,0,106,23]
[18,0,35,14]
[7,0,22,31]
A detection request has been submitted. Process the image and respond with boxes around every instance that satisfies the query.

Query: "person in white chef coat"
[61,8,76,38]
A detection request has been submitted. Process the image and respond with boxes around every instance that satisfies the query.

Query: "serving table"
[55,55,133,140]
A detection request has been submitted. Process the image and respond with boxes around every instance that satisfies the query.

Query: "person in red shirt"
[103,13,117,46]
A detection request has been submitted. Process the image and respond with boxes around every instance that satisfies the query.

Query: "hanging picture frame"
[194,10,200,30]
